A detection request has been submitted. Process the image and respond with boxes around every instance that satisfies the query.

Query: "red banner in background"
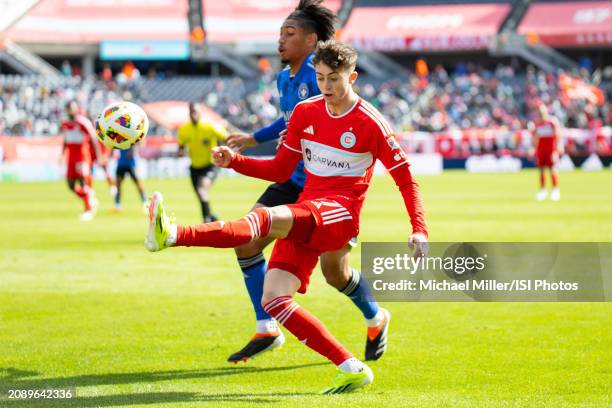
[0,136,63,162]
[5,0,341,44]
[5,0,190,43]
[2,127,611,163]
[519,1,612,47]
[142,100,228,131]
[559,73,606,106]
[342,4,510,51]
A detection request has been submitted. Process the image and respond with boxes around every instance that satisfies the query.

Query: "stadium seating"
[1,64,610,139]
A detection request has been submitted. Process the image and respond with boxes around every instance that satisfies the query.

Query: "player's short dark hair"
[313,40,357,72]
[286,0,336,42]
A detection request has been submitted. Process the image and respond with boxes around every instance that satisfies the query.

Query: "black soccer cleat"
[365,308,391,361]
[227,332,285,363]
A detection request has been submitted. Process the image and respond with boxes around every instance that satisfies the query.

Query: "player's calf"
[263,291,374,393]
[145,192,295,251]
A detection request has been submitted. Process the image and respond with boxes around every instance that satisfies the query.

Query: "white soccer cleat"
[536,189,548,201]
[144,192,176,252]
[79,210,94,222]
[90,196,99,213]
[321,363,374,394]
[550,188,561,201]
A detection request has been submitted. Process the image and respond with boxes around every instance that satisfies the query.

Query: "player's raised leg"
[320,247,390,361]
[145,191,293,251]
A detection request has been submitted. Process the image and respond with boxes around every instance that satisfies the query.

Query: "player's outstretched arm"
[226,133,257,152]
[375,129,429,256]
[388,163,429,257]
[227,118,286,151]
[212,145,301,183]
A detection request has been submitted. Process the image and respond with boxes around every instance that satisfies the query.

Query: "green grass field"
[1,170,611,407]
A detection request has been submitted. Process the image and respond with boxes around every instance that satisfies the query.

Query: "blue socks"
[239,255,379,323]
[238,253,270,321]
[341,268,379,320]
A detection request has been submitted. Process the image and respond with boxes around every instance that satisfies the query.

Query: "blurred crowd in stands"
[363,63,611,133]
[1,62,610,139]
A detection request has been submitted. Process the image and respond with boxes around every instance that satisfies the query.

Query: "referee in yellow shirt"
[177,102,227,222]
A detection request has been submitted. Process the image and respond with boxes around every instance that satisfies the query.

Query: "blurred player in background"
[225,0,388,364]
[530,104,562,201]
[145,40,428,393]
[60,100,102,221]
[177,102,227,222]
[89,139,117,199]
[113,145,147,213]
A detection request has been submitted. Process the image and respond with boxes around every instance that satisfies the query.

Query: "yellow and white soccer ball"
[95,101,149,149]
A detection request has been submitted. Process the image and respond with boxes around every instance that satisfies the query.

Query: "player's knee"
[234,240,265,258]
[261,291,291,310]
[261,292,276,309]
[321,264,350,289]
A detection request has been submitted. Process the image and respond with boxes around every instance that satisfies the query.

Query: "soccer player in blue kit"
[113,146,147,212]
[225,0,389,363]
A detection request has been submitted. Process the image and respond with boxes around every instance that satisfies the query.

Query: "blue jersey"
[253,53,319,187]
[117,147,136,168]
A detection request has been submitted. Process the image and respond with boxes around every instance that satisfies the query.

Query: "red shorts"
[268,197,358,294]
[66,161,91,180]
[536,150,556,167]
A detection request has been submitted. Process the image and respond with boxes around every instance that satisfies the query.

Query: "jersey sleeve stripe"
[283,143,302,154]
[359,106,390,136]
[361,100,394,134]
[387,160,409,171]
[361,102,394,135]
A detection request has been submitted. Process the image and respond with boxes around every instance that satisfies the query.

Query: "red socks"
[264,296,352,365]
[73,185,91,211]
[551,172,559,188]
[176,207,271,248]
[540,169,559,188]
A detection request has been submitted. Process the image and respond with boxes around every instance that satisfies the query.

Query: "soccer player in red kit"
[145,40,428,393]
[89,139,117,198]
[530,104,562,201]
[60,100,102,221]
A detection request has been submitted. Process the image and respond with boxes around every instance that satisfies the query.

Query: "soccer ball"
[95,101,149,149]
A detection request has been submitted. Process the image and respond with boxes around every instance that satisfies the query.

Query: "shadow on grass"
[0,363,326,406]
[0,391,312,407]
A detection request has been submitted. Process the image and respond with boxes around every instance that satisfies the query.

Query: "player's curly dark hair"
[313,40,357,71]
[286,0,336,42]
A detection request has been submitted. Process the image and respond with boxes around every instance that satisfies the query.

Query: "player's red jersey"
[533,119,559,153]
[61,115,95,164]
[230,95,427,237]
